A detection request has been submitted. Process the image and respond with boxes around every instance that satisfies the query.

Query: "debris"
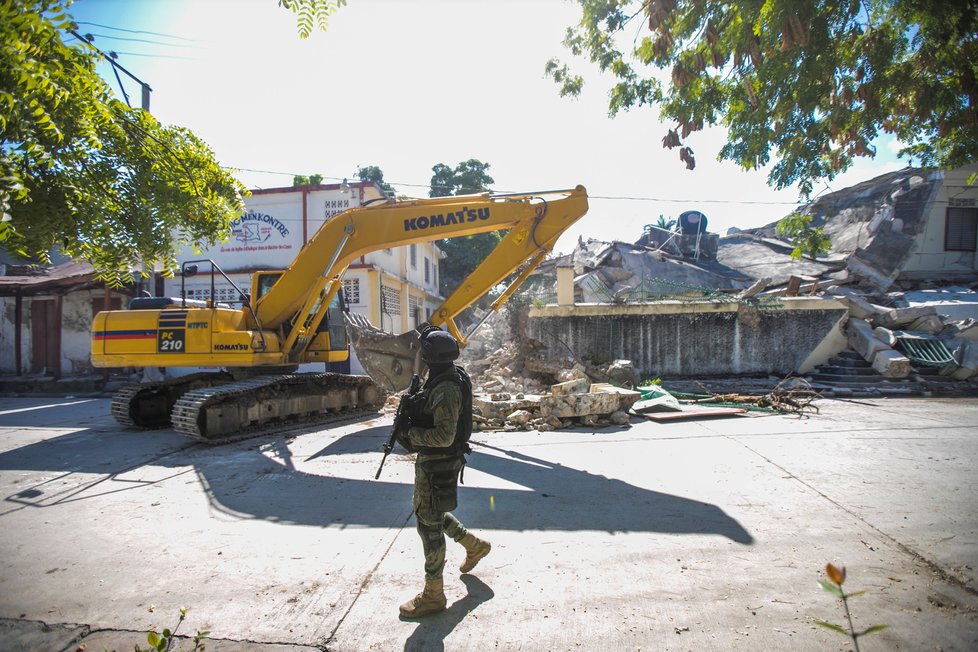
[872,305,938,330]
[847,318,889,361]
[871,349,912,379]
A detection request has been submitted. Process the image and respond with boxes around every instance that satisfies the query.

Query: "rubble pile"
[828,284,978,381]
[459,310,641,431]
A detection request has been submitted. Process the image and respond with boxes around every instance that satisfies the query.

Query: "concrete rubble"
[457,311,641,432]
[832,287,978,382]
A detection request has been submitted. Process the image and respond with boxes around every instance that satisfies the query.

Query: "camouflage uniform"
[407,379,470,581]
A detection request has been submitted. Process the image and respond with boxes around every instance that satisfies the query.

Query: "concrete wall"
[528,297,848,378]
[0,290,106,376]
[902,163,978,277]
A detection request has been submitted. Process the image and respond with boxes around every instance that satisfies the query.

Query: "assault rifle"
[375,373,422,480]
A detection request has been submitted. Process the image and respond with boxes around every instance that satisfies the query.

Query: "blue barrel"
[679,210,708,235]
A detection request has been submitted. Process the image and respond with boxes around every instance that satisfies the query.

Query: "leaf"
[147,631,160,647]
[818,579,843,597]
[814,619,848,635]
[861,624,889,636]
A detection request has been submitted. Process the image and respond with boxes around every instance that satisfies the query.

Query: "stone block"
[846,318,889,362]
[908,314,945,334]
[824,286,879,320]
[949,338,978,380]
[872,305,937,329]
[601,359,639,387]
[539,385,641,418]
[589,383,642,412]
[551,378,590,396]
[871,349,911,378]
[872,326,897,346]
[473,394,541,421]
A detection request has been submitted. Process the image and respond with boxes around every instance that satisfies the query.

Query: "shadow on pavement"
[403,575,494,652]
[0,422,753,543]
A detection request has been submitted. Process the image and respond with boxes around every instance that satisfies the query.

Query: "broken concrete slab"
[948,338,978,380]
[872,305,938,329]
[847,318,890,362]
[873,326,898,346]
[908,314,945,334]
[825,285,880,320]
[872,349,912,378]
[550,378,590,396]
[473,394,542,421]
[539,384,641,418]
[599,359,640,388]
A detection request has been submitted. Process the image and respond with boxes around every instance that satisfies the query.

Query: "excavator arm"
[346,188,589,389]
[259,186,589,389]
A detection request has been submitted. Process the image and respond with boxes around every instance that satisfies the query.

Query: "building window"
[945,207,978,252]
[381,284,400,315]
[185,285,241,304]
[424,257,430,283]
[408,295,423,326]
[410,244,418,268]
[342,278,361,305]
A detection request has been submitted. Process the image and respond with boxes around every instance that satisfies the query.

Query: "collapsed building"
[464,165,978,430]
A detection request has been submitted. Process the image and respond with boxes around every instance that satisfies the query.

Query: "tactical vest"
[409,364,473,457]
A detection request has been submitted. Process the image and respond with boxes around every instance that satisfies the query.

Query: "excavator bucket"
[344,312,421,392]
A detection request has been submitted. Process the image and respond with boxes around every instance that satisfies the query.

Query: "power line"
[81,32,200,49]
[103,51,195,60]
[75,21,198,43]
[228,166,804,205]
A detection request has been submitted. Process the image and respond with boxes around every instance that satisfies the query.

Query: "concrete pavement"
[0,395,976,651]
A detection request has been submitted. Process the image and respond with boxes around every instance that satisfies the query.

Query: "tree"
[1,1,246,285]
[293,173,324,185]
[546,0,978,196]
[430,159,494,197]
[775,211,831,260]
[428,160,498,301]
[278,0,346,38]
[356,165,394,195]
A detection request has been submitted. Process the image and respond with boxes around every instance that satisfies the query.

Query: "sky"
[66,0,912,254]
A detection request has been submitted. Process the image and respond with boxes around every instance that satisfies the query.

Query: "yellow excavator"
[91,186,589,443]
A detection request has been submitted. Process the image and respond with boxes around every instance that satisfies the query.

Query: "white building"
[161,180,445,370]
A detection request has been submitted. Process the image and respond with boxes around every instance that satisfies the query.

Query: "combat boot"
[458,533,491,573]
[399,578,447,618]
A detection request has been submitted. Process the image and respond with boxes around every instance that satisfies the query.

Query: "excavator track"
[111,372,232,429]
[170,373,387,444]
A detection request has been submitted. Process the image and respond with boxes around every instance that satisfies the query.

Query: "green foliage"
[654,215,676,230]
[293,173,324,185]
[0,0,247,285]
[429,159,494,197]
[775,211,831,260]
[549,0,978,196]
[356,164,394,194]
[816,563,888,652]
[137,608,208,652]
[429,160,500,302]
[278,0,347,38]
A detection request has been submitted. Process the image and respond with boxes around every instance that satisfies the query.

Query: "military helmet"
[420,328,460,364]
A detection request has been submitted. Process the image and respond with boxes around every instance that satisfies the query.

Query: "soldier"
[398,326,492,619]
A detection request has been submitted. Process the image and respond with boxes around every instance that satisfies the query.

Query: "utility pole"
[69,30,153,111]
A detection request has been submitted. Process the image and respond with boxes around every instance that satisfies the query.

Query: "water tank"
[679,210,708,235]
